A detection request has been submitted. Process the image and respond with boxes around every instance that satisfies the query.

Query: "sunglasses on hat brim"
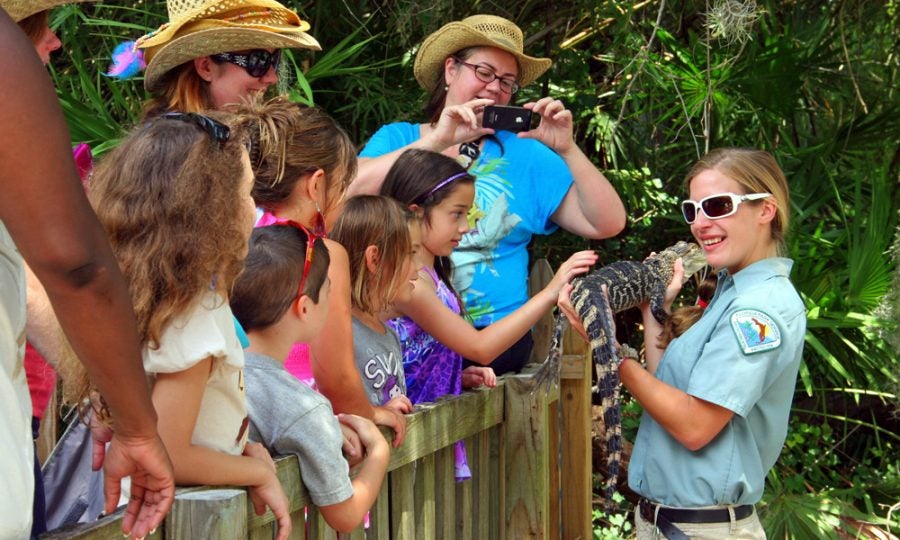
[681,192,772,224]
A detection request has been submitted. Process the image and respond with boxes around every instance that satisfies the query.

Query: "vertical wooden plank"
[472,432,490,540]
[340,527,366,540]
[389,463,416,538]
[435,443,455,540]
[527,259,556,365]
[415,452,436,539]
[247,522,273,540]
[455,464,472,540]
[367,472,389,539]
[290,506,306,540]
[548,396,561,540]
[306,505,335,540]
[560,326,592,540]
[491,423,504,540]
[165,489,247,539]
[503,375,550,539]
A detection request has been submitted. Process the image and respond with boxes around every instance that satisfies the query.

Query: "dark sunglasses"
[681,192,772,224]
[159,112,230,147]
[211,49,281,78]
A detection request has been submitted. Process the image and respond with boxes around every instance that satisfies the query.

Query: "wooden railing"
[42,261,594,539]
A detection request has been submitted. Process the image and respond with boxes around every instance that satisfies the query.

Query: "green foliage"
[48,3,164,152]
[592,498,632,540]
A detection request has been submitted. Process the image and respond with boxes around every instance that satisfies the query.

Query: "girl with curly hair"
[88,112,291,539]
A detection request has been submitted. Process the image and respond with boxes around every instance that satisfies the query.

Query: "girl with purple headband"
[381,149,597,480]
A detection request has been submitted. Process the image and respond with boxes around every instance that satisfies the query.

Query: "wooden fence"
[42,261,594,539]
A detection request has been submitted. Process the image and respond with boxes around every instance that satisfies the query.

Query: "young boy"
[231,224,390,532]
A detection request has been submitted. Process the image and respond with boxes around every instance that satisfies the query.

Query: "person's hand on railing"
[338,413,390,463]
[244,444,292,540]
[461,366,497,388]
[373,397,411,448]
[98,427,176,539]
[243,442,277,473]
[339,421,364,467]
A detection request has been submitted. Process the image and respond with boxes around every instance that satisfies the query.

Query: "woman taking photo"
[352,15,626,375]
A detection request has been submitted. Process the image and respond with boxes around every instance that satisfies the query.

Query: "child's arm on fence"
[152,356,291,540]
[317,414,390,532]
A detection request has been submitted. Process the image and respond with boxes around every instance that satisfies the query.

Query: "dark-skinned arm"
[0,12,174,538]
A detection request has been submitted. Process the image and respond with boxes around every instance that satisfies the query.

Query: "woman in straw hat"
[134,0,320,118]
[353,14,626,374]
[0,8,175,540]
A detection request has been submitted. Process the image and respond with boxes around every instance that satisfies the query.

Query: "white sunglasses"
[681,192,772,224]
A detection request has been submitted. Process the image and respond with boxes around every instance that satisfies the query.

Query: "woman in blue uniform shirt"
[562,147,806,539]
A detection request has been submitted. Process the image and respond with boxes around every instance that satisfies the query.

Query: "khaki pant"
[635,504,766,540]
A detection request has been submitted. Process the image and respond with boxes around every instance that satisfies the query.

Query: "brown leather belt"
[639,499,754,539]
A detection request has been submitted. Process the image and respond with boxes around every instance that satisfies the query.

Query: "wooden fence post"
[504,374,555,538]
[559,328,591,540]
[528,259,555,366]
[166,488,247,539]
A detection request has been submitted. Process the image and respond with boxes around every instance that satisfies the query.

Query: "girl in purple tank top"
[382,149,598,480]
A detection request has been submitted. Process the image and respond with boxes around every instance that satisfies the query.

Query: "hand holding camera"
[427,98,496,151]
[523,97,576,154]
[484,98,575,156]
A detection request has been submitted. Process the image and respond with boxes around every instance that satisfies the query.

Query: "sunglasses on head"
[681,192,772,224]
[211,49,281,78]
[159,112,230,147]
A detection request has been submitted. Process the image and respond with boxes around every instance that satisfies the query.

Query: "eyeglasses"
[160,112,230,147]
[454,58,520,94]
[211,49,281,78]
[681,192,772,224]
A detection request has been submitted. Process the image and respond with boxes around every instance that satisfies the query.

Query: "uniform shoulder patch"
[730,309,781,354]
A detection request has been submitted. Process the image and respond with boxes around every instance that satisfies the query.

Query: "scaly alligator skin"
[534,241,707,509]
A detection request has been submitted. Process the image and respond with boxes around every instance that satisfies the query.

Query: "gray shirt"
[244,351,353,506]
[351,316,406,406]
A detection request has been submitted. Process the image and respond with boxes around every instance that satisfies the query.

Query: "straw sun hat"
[137,0,321,92]
[1,0,92,22]
[413,14,552,92]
